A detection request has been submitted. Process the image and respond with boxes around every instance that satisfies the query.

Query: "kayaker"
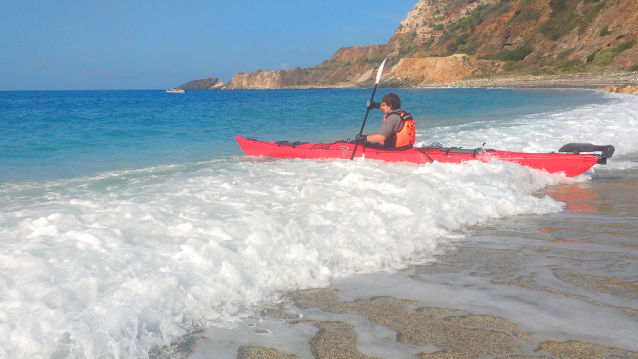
[356,93,416,148]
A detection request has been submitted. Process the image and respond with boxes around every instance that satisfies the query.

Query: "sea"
[1,88,637,358]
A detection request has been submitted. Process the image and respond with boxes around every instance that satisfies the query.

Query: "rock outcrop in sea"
[604,84,638,94]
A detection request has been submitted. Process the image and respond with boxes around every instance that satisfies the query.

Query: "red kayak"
[236,136,614,177]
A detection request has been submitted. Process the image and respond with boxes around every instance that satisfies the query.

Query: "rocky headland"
[178,77,224,90]
[184,0,638,91]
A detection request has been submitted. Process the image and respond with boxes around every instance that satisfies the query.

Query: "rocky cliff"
[331,45,388,63]
[224,55,482,89]
[222,0,638,89]
[178,78,224,90]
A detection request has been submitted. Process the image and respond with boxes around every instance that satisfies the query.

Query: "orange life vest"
[383,111,415,148]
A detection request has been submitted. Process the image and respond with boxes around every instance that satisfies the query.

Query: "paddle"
[350,57,388,161]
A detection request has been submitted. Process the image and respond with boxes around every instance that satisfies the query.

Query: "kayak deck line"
[236,136,615,178]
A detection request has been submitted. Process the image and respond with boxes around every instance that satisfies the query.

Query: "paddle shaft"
[350,83,378,160]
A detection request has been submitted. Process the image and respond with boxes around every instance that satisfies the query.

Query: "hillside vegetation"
[387,0,638,76]
[221,0,638,89]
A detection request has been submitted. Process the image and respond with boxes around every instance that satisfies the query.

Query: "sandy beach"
[176,157,638,359]
[443,72,638,89]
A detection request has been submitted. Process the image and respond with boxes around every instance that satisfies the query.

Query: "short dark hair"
[381,93,401,110]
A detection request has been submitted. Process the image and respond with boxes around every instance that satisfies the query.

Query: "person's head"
[381,93,401,111]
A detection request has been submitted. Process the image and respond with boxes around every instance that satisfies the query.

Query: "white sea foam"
[2,92,638,358]
[0,157,567,358]
[416,93,638,157]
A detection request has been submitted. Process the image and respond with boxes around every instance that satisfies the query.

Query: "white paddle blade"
[375,57,387,84]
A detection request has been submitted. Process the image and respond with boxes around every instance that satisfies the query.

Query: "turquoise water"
[0,89,613,181]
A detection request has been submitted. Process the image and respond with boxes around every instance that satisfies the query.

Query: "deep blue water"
[0,89,612,181]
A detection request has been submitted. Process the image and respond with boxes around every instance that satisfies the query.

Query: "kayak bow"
[236,136,614,177]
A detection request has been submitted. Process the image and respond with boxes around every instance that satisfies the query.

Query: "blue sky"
[0,0,417,90]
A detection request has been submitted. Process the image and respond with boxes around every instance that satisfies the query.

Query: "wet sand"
[169,158,638,359]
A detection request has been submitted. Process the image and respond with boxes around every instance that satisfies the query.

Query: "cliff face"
[226,72,285,90]
[178,78,224,90]
[389,0,498,48]
[390,55,479,86]
[331,45,388,63]
[225,55,483,89]
[224,65,377,89]
[387,0,638,69]
[223,0,638,89]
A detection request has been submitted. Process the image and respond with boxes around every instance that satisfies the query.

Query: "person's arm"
[365,133,386,143]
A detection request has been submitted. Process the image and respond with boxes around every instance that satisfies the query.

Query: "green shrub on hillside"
[584,3,605,23]
[446,42,459,54]
[614,40,636,53]
[503,61,521,72]
[557,48,575,59]
[539,0,606,41]
[451,0,513,33]
[437,32,455,46]
[628,64,638,72]
[579,2,605,34]
[599,25,611,36]
[483,45,534,61]
[509,7,541,25]
[446,33,472,54]
[588,40,637,66]
[465,33,483,55]
[498,4,511,16]
[350,57,388,66]
[549,0,566,14]
[590,50,617,66]
[398,44,419,58]
[539,10,573,41]
[556,59,584,73]
[449,16,476,33]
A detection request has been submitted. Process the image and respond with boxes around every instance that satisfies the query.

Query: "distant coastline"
[184,0,638,92]
[183,71,638,91]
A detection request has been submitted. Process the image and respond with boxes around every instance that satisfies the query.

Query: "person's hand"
[366,100,380,110]
[356,134,367,143]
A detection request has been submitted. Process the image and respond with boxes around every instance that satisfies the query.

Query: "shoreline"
[180,163,638,359]
[442,72,638,90]
[214,72,638,91]
[3,72,636,91]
